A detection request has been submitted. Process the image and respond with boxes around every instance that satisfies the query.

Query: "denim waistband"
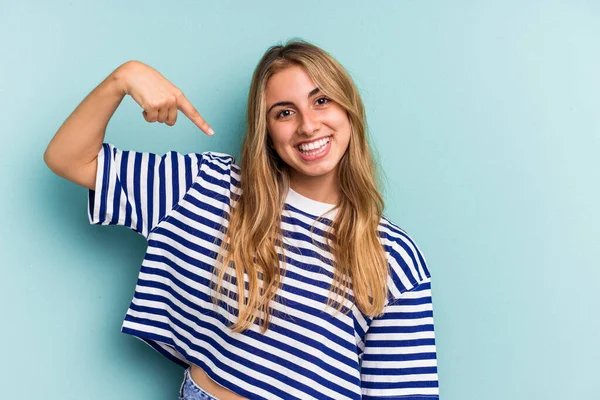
[179,367,221,400]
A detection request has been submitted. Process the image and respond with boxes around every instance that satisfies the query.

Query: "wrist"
[110,60,138,96]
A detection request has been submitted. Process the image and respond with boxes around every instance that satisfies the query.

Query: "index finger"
[177,93,215,136]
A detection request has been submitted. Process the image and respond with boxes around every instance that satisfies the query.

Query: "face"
[265,65,351,187]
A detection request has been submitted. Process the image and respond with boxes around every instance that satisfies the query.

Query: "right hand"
[116,60,214,135]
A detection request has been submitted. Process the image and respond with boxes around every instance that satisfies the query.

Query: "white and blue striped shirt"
[87,143,439,400]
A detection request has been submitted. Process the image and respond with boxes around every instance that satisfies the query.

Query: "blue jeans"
[179,367,221,400]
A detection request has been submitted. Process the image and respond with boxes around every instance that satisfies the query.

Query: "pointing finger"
[177,93,214,136]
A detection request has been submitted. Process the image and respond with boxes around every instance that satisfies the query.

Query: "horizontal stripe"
[88,143,439,399]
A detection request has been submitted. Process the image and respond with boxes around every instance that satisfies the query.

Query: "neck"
[289,169,340,205]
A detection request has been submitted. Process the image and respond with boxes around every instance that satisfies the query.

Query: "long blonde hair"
[211,39,389,334]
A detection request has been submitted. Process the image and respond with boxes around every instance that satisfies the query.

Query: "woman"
[44,39,439,400]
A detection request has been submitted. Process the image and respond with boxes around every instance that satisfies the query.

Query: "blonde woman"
[44,39,439,400]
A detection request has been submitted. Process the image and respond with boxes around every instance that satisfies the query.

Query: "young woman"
[44,40,439,400]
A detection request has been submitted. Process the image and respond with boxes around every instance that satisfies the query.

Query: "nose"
[297,109,321,136]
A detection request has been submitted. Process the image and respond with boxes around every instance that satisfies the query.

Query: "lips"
[296,135,331,147]
[295,136,332,161]
[296,136,332,154]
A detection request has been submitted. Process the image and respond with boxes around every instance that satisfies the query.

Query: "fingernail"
[208,127,215,135]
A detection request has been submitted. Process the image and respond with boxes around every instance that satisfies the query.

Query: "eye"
[316,96,330,105]
[275,109,292,119]
[274,97,331,120]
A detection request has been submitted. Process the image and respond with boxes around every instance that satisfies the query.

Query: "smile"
[297,136,331,155]
[296,135,332,161]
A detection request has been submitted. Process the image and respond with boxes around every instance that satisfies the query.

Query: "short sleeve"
[360,280,439,399]
[87,142,208,238]
[379,218,432,302]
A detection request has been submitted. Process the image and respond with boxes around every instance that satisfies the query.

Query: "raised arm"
[43,60,214,190]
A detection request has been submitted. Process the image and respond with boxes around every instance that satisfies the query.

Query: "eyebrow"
[267,87,321,114]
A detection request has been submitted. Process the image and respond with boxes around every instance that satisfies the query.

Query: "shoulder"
[196,151,241,193]
[199,151,239,172]
[200,151,236,164]
[378,215,432,300]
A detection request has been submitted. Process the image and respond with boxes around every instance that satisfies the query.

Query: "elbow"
[43,147,52,167]
[43,144,68,177]
[43,145,59,174]
[43,147,54,171]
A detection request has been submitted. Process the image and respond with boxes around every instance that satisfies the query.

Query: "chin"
[292,157,339,177]
[298,166,335,178]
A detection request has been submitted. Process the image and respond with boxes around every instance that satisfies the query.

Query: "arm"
[43,63,129,190]
[43,60,214,191]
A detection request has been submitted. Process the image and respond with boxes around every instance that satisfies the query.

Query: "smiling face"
[265,65,352,197]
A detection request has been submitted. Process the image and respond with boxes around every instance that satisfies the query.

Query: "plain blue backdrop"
[1,1,598,399]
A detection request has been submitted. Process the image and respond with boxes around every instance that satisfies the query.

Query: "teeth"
[298,137,330,153]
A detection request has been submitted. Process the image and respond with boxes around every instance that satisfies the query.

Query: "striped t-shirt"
[87,143,439,400]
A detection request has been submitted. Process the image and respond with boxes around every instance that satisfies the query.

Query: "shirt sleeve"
[87,142,207,238]
[360,279,439,399]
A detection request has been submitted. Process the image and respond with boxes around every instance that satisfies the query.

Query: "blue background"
[1,0,598,398]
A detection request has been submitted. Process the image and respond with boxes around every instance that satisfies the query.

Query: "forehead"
[265,65,316,101]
